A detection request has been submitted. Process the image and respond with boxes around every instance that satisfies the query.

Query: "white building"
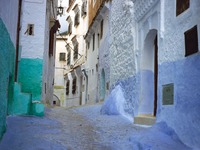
[62,0,88,108]
[18,0,59,107]
[85,0,111,104]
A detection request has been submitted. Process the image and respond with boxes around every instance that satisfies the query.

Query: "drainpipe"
[15,0,22,82]
[82,69,88,103]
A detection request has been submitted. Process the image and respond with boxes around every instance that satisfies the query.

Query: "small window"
[67,17,72,35]
[81,1,87,17]
[72,78,76,94]
[59,53,66,61]
[100,20,103,39]
[66,80,70,95]
[93,34,95,51]
[184,25,198,57]
[68,23,72,35]
[74,11,80,26]
[73,44,78,60]
[26,24,34,36]
[67,51,71,65]
[176,0,189,16]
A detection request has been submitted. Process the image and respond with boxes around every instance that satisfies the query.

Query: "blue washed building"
[109,0,200,149]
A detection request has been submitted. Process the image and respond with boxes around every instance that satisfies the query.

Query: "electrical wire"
[57,30,84,68]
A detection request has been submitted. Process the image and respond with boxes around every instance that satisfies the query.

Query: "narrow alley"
[0,103,191,150]
[1,0,200,149]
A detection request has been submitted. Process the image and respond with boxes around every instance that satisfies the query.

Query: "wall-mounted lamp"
[57,0,64,16]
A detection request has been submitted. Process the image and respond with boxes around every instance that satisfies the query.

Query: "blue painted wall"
[0,18,15,139]
[158,54,200,148]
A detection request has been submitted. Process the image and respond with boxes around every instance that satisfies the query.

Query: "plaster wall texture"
[18,0,47,102]
[156,0,200,149]
[0,18,16,139]
[109,0,138,115]
[98,9,110,101]
[20,0,46,59]
[0,0,18,139]
[0,0,18,47]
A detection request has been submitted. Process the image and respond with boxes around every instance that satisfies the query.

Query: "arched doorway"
[139,29,158,116]
[100,69,106,101]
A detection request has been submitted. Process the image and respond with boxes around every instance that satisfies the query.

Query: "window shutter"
[184,25,198,56]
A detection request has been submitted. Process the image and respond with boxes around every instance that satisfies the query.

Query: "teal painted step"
[10,83,45,116]
[10,83,31,115]
[31,101,44,117]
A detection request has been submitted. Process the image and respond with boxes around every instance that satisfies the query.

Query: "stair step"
[134,114,156,126]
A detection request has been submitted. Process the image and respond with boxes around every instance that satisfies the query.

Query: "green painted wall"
[18,58,43,101]
[0,18,15,139]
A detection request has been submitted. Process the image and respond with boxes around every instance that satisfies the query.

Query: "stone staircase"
[134,114,156,126]
[9,82,44,116]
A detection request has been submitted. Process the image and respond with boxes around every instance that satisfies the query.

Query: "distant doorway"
[100,69,106,101]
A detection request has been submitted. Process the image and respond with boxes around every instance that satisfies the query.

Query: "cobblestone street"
[0,103,191,150]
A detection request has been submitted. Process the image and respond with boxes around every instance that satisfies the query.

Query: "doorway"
[139,29,158,116]
[100,69,106,101]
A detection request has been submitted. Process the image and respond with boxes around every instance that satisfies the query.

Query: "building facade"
[60,0,88,108]
[0,0,59,139]
[85,0,111,103]
[109,0,200,149]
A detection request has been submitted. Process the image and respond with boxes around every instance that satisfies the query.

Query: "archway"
[139,29,158,116]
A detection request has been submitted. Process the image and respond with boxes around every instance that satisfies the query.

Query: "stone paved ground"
[0,103,191,150]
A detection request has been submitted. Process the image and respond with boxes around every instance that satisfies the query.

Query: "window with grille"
[93,34,95,51]
[73,44,78,60]
[74,11,80,26]
[68,23,72,35]
[100,20,103,39]
[59,53,66,61]
[67,51,71,65]
[81,1,87,17]
[66,80,70,95]
[176,0,189,16]
[72,78,76,94]
[184,25,199,57]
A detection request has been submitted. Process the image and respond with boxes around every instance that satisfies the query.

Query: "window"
[93,34,95,51]
[67,51,71,65]
[73,5,80,27]
[59,53,66,61]
[184,25,198,56]
[66,80,70,95]
[67,17,72,35]
[74,10,80,26]
[72,78,76,94]
[100,20,103,39]
[176,0,189,16]
[68,23,72,35]
[81,1,87,17]
[26,24,34,36]
[73,44,78,60]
